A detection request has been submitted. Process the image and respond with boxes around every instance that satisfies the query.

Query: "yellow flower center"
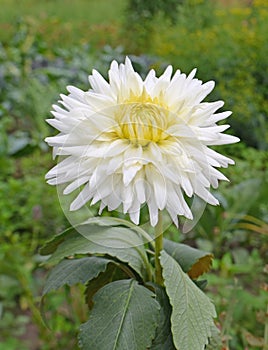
[116,92,169,147]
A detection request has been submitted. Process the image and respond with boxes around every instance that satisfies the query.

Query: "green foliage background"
[0,0,267,349]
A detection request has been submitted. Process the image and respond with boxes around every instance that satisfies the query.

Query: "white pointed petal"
[166,124,194,137]
[105,139,129,157]
[98,201,106,214]
[84,92,115,110]
[173,186,193,219]
[122,185,134,213]
[70,184,92,211]
[207,134,240,145]
[162,65,173,80]
[180,173,194,197]
[195,186,219,206]
[66,85,85,102]
[206,111,232,125]
[63,176,89,194]
[134,173,146,203]
[147,196,159,227]
[123,163,142,186]
[128,199,141,225]
[144,69,157,91]
[187,68,197,81]
[88,69,111,95]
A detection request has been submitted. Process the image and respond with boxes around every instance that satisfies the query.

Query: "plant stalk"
[155,211,163,286]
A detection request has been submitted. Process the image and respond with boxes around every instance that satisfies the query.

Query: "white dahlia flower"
[45,57,239,227]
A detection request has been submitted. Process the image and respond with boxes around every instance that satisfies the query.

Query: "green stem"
[154,211,163,286]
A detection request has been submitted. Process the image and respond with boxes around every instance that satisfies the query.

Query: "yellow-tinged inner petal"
[115,91,170,147]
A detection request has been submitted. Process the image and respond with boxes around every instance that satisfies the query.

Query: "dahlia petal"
[107,155,123,174]
[146,166,167,210]
[205,147,235,167]
[84,92,115,111]
[106,192,122,211]
[52,104,69,115]
[166,124,195,138]
[206,134,240,145]
[147,143,163,162]
[174,186,193,219]
[128,199,141,225]
[105,139,130,157]
[66,86,85,102]
[88,69,111,95]
[208,111,232,124]
[180,173,194,197]
[123,163,142,186]
[134,173,146,204]
[144,69,157,91]
[147,196,159,227]
[60,94,87,109]
[70,184,92,211]
[195,186,219,206]
[63,176,89,194]
[187,68,197,81]
[122,185,134,213]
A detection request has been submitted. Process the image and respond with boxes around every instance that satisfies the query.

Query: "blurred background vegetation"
[0,0,267,349]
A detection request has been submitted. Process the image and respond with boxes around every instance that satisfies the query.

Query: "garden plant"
[0,0,267,349]
[41,57,239,349]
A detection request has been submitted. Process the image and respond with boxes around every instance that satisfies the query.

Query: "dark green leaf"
[164,239,213,279]
[150,285,176,350]
[160,251,216,350]
[39,226,73,256]
[194,279,208,291]
[79,279,160,350]
[42,257,112,296]
[85,263,127,309]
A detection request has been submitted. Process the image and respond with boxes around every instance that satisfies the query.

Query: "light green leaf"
[150,285,176,350]
[205,324,222,350]
[42,257,112,296]
[40,216,152,256]
[164,239,213,279]
[79,279,160,350]
[41,225,149,280]
[160,251,216,350]
[83,216,153,243]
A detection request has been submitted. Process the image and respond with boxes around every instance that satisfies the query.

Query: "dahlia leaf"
[39,226,73,255]
[85,263,127,309]
[42,256,112,296]
[194,279,208,291]
[160,251,216,350]
[205,324,222,350]
[150,285,176,350]
[41,225,149,280]
[164,239,213,279]
[78,279,160,350]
